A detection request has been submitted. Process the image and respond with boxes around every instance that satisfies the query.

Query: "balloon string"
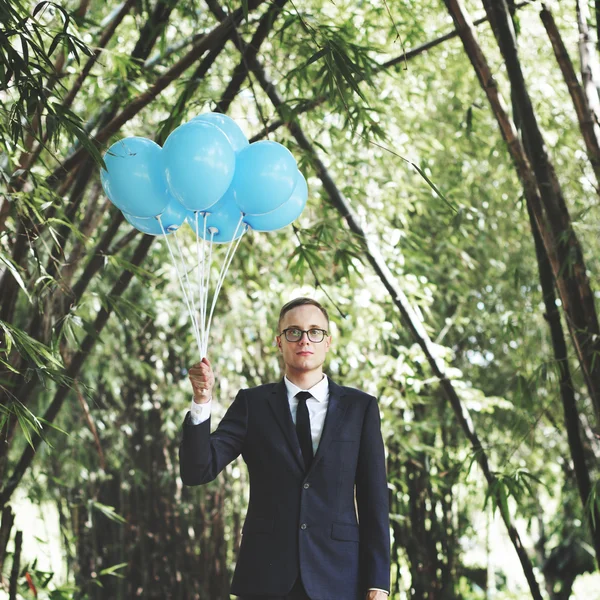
[201,229,215,355]
[195,211,206,354]
[201,215,211,354]
[204,216,246,352]
[158,217,203,359]
[173,228,201,345]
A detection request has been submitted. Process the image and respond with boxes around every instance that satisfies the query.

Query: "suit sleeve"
[179,389,247,485]
[356,396,391,593]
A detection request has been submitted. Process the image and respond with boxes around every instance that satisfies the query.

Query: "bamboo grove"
[1,0,600,598]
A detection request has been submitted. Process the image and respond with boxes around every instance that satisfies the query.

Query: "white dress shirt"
[188,376,388,596]
[189,376,329,456]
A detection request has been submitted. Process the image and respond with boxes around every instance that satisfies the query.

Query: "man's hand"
[366,592,388,600]
[188,357,214,403]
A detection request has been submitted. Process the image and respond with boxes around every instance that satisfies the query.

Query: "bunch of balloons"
[99,113,308,357]
[100,112,308,238]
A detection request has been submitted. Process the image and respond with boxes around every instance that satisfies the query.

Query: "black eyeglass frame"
[279,327,329,343]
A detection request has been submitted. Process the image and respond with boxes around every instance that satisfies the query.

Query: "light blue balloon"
[187,187,245,244]
[232,141,298,215]
[163,120,236,212]
[101,137,169,218]
[244,171,308,232]
[123,196,190,236]
[191,113,249,153]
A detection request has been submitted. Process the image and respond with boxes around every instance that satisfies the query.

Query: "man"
[179,298,390,600]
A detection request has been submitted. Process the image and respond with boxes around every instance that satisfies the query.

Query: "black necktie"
[295,391,313,469]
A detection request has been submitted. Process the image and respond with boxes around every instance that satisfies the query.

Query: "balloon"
[244,171,308,232]
[163,121,236,212]
[101,137,169,218]
[191,113,249,153]
[232,141,297,215]
[187,187,245,244]
[123,196,190,236]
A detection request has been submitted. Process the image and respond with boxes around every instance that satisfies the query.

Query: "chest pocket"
[322,439,358,466]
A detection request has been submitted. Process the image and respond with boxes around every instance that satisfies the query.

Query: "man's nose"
[298,332,310,343]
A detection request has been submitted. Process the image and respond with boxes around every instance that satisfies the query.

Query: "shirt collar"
[284,375,329,403]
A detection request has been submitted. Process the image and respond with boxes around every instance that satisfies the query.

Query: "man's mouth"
[297,351,313,356]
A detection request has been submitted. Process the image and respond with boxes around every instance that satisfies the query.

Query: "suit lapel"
[309,377,348,473]
[267,380,305,472]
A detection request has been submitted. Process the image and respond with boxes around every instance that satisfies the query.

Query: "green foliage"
[0,320,67,383]
[0,0,93,151]
[483,468,546,522]
[587,479,600,529]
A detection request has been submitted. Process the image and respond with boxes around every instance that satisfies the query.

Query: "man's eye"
[290,329,302,336]
[308,329,321,336]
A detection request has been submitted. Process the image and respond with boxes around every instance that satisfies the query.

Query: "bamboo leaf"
[91,501,127,524]
[99,562,128,577]
[0,253,32,302]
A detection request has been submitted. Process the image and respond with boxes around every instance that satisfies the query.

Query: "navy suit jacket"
[179,378,390,600]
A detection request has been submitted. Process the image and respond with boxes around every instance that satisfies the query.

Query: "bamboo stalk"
[480,0,600,445]
[576,0,600,128]
[0,507,14,576]
[536,4,600,566]
[525,188,600,565]
[540,5,600,187]
[213,0,289,115]
[8,530,22,600]
[155,39,230,145]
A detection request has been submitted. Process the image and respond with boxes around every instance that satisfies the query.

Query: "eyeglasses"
[280,328,328,343]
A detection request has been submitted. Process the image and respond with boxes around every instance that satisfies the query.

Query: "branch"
[212,0,289,115]
[75,381,106,470]
[156,38,230,145]
[291,225,348,320]
[0,507,14,576]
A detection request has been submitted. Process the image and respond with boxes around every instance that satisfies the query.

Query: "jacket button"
[303,483,310,489]
[300,523,307,530]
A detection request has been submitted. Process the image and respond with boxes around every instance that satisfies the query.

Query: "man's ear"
[325,336,332,352]
[276,335,282,352]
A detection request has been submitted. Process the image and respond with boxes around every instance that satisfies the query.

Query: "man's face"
[276,305,331,374]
